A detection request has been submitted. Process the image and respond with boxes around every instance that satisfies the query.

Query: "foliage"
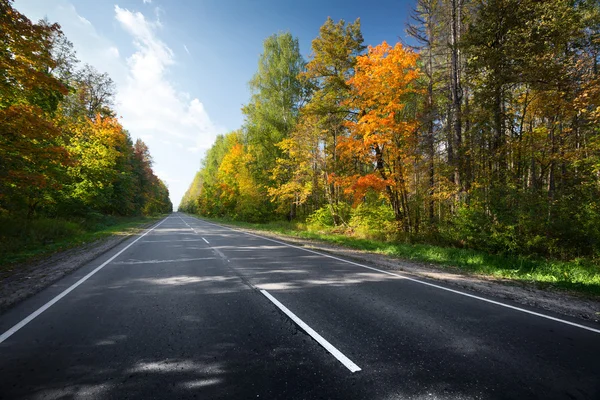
[299,17,366,224]
[182,2,600,269]
[179,171,203,213]
[306,203,351,229]
[0,0,172,253]
[198,216,600,297]
[339,41,421,231]
[242,32,306,215]
[0,215,162,268]
[348,202,396,240]
[179,131,266,221]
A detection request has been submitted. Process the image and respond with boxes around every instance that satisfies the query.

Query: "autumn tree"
[340,42,421,232]
[268,112,324,216]
[41,17,79,83]
[0,0,69,216]
[183,1,600,259]
[60,115,125,213]
[298,17,365,223]
[179,172,203,213]
[217,134,263,221]
[1,0,171,220]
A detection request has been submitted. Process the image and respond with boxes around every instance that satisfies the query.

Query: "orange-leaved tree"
[338,41,421,232]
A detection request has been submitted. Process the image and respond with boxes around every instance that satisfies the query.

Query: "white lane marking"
[112,257,217,265]
[177,215,192,228]
[140,239,206,243]
[0,218,168,344]
[191,216,600,335]
[177,215,200,237]
[177,215,207,242]
[212,247,227,260]
[260,289,361,373]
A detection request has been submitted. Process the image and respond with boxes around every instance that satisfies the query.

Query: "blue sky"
[14,0,415,208]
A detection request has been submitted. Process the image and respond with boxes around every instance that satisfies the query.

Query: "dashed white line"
[189,215,600,335]
[260,289,361,373]
[0,217,168,344]
[202,237,209,244]
[112,257,217,265]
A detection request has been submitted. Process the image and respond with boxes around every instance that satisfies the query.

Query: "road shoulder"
[0,220,159,314]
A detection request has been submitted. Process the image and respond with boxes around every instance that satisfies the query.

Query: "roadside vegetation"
[196,216,600,297]
[0,215,164,271]
[180,1,600,297]
[1,0,172,266]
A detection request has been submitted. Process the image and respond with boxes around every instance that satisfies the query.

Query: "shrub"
[348,203,396,240]
[0,217,82,255]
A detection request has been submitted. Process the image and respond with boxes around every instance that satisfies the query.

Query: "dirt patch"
[228,225,600,324]
[0,222,156,314]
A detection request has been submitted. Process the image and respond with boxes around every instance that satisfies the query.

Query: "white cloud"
[113,6,222,205]
[13,0,219,207]
[183,44,190,55]
[77,15,92,26]
[142,0,152,4]
[108,46,120,58]
[114,6,220,146]
[42,2,128,84]
[154,6,164,27]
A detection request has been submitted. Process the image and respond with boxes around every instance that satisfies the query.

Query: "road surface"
[1,213,599,399]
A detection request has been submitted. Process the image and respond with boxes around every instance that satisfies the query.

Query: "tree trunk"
[450,0,463,194]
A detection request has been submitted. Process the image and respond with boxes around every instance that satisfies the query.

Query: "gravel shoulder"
[217,223,600,324]
[0,221,157,313]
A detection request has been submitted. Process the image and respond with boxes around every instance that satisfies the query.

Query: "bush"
[445,188,600,259]
[348,203,396,240]
[28,219,82,244]
[306,203,352,230]
[307,206,336,228]
[0,217,82,255]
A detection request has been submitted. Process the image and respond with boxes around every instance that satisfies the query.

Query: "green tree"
[242,32,306,218]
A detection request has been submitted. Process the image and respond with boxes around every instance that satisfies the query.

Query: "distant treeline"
[0,0,172,220]
[180,0,600,260]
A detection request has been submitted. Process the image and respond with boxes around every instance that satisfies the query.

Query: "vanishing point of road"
[1,213,599,399]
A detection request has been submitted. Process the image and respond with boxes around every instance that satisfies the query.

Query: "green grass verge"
[192,215,600,298]
[0,215,165,271]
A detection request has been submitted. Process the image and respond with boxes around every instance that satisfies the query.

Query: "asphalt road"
[1,213,599,399]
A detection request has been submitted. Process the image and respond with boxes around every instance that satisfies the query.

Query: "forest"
[180,0,600,262]
[1,0,172,261]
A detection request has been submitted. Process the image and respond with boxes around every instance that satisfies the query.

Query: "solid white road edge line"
[202,237,209,244]
[190,216,600,335]
[260,289,361,373]
[0,217,169,345]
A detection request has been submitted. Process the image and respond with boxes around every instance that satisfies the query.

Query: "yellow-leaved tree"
[217,135,263,221]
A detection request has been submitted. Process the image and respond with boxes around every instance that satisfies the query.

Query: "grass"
[194,215,600,298]
[0,214,165,271]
